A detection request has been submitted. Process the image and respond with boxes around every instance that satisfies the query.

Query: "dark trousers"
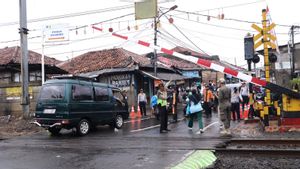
[188,111,203,129]
[203,102,212,117]
[159,105,168,131]
[231,102,241,121]
[241,95,249,112]
[139,101,146,116]
[172,103,178,122]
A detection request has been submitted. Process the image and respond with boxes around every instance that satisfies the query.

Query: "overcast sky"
[0,0,299,67]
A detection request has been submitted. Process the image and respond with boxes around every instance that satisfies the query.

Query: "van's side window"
[72,84,92,101]
[113,90,125,104]
[94,87,109,101]
[40,85,65,100]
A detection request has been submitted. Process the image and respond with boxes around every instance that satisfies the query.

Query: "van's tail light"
[61,120,70,124]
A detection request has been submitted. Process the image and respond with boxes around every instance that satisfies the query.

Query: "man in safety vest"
[157,83,170,133]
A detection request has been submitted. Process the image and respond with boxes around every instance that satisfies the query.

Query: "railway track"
[215,138,300,156]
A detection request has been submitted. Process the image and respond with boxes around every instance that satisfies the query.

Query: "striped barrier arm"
[91,25,300,98]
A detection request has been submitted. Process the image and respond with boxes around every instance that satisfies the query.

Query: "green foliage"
[290,78,300,90]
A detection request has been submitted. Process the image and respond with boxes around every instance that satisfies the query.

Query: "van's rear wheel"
[76,119,90,136]
[114,115,123,129]
[48,127,61,136]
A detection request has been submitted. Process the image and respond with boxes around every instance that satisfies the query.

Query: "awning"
[140,71,188,81]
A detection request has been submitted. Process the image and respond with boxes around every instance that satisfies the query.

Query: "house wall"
[201,70,223,84]
[269,44,300,87]
[0,69,61,117]
[0,85,40,117]
[98,72,137,108]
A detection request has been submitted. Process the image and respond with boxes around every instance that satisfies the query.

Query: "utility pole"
[19,0,30,118]
[41,31,45,84]
[153,5,177,77]
[291,25,295,79]
[153,17,158,77]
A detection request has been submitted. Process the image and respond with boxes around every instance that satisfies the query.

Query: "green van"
[33,77,129,136]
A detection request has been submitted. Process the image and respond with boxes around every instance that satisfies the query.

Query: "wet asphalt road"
[0,113,225,169]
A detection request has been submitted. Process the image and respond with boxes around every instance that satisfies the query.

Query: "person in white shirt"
[138,89,147,116]
[240,82,249,115]
[231,87,242,122]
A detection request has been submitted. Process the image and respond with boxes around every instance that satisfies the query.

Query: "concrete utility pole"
[19,0,30,118]
[153,5,177,77]
[291,25,295,79]
[153,17,158,77]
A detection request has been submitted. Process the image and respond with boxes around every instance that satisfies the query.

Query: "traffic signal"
[244,36,254,60]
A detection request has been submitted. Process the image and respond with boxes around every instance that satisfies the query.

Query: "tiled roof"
[0,46,61,65]
[59,48,151,74]
[172,46,213,60]
[157,54,203,70]
[216,60,245,71]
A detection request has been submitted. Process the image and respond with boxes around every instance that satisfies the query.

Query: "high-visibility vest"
[157,91,167,106]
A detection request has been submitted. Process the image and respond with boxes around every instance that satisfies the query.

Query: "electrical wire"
[0,13,135,44]
[159,10,210,55]
[159,20,242,41]
[0,5,134,27]
[165,8,294,28]
[47,33,155,57]
[158,28,199,51]
[158,31,192,50]
[170,14,275,34]
[30,21,152,53]
[192,0,265,13]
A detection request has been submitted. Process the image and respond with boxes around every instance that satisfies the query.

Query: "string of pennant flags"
[71,18,175,35]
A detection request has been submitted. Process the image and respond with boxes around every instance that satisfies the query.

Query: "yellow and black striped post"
[252,9,276,125]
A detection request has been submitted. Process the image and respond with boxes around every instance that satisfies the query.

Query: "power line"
[0,13,135,44]
[159,28,198,51]
[160,0,266,14]
[0,5,133,27]
[160,20,242,40]
[30,21,152,54]
[159,8,210,55]
[158,30,194,50]
[165,8,294,28]
[46,33,155,57]
[170,14,260,33]
[194,0,266,13]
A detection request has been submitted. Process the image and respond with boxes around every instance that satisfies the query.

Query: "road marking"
[124,117,151,124]
[203,121,219,131]
[130,124,161,133]
[194,121,219,134]
[130,117,185,133]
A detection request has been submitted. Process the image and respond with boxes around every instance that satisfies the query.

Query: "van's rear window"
[40,85,65,100]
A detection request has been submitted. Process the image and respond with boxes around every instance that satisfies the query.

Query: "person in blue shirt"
[151,93,159,120]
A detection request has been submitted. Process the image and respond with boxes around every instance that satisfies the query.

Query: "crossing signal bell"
[269,53,277,63]
[252,54,260,63]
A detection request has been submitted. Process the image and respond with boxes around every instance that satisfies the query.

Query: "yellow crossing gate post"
[252,9,276,126]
